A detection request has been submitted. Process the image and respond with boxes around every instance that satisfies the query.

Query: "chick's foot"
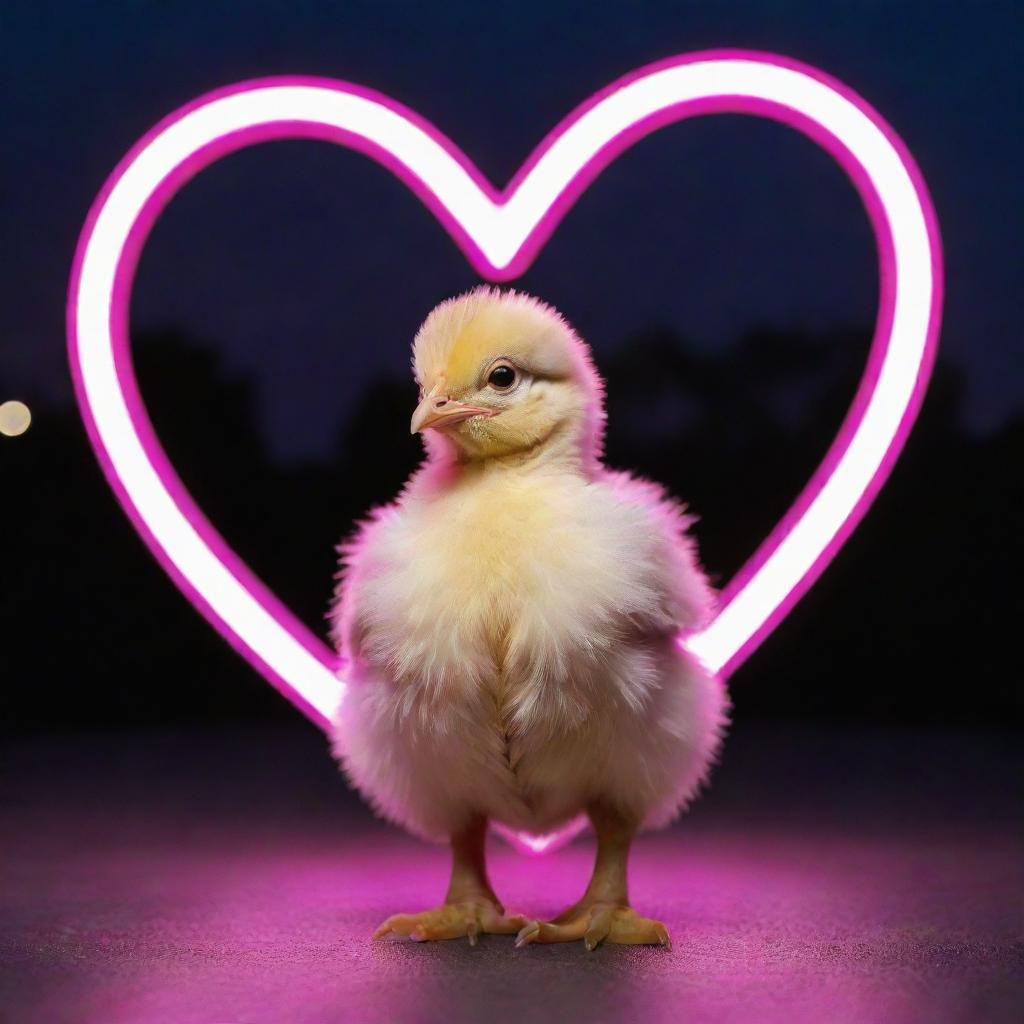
[373,897,529,944]
[515,902,671,951]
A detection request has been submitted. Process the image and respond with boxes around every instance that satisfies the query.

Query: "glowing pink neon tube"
[67,51,942,854]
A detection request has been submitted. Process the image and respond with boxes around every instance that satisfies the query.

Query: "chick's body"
[330,288,726,948]
[334,461,722,841]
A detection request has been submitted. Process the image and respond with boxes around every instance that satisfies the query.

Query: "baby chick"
[330,287,727,949]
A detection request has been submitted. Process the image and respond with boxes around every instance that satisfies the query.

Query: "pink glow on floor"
[7,817,1020,1024]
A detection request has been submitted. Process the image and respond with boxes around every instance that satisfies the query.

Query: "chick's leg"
[516,801,671,950]
[373,814,527,944]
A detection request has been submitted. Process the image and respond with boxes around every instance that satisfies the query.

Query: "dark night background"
[2,0,1021,732]
[1,4,1022,1023]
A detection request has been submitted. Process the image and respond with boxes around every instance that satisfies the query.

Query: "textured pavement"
[2,722,1021,1023]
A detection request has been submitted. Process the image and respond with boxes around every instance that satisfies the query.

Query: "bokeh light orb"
[0,400,31,437]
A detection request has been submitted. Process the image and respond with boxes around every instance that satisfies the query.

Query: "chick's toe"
[373,898,529,944]
[515,903,671,951]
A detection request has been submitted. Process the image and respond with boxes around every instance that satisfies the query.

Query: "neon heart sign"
[68,51,942,853]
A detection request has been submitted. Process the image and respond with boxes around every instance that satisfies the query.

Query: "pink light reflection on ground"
[7,814,1021,1024]
[5,726,1021,1022]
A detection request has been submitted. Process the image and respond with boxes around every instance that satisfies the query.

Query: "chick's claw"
[373,898,529,944]
[515,904,671,951]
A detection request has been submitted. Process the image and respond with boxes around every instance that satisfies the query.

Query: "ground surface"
[2,720,1021,1024]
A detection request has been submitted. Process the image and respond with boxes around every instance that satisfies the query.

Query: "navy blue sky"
[3,1,1020,460]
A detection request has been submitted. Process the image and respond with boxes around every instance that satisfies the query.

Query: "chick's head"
[410,287,605,465]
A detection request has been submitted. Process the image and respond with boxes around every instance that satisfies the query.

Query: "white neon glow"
[71,58,935,726]
[494,824,561,855]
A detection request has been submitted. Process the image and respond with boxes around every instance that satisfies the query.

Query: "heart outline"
[67,51,942,853]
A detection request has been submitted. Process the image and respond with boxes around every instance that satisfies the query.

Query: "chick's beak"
[410,378,496,434]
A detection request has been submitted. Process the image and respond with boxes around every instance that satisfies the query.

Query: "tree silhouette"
[2,322,1019,734]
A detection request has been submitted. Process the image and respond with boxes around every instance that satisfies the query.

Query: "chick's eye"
[487,364,516,390]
